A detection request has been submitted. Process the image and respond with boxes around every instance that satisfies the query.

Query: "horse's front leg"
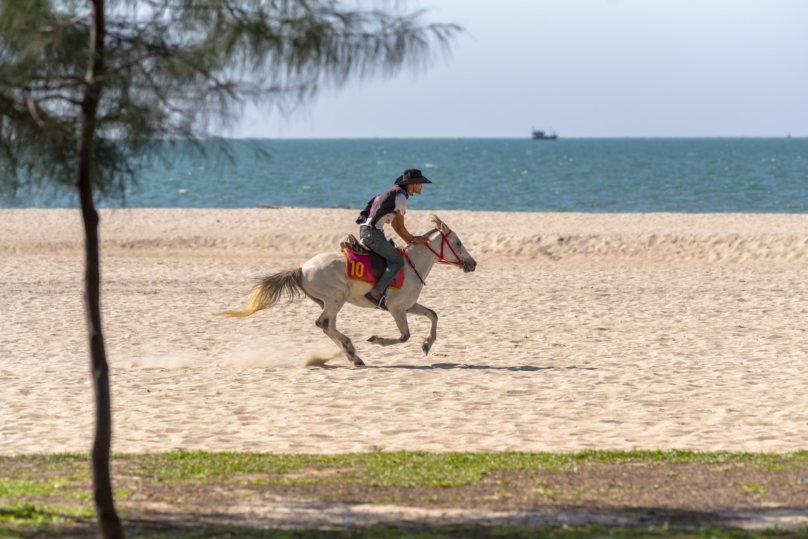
[406,303,438,356]
[367,308,410,347]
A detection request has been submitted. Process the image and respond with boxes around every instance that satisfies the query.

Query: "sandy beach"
[1,208,807,455]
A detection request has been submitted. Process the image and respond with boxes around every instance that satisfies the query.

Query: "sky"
[234,0,808,138]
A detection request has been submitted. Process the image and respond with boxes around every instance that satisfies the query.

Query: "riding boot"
[364,291,388,311]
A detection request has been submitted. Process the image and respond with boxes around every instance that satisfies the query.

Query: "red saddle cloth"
[342,247,405,290]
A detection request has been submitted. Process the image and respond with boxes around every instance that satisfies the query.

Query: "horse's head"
[430,215,477,273]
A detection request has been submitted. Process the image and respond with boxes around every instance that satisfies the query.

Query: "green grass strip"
[118,450,808,486]
[0,450,808,496]
[4,450,808,488]
[0,501,94,525]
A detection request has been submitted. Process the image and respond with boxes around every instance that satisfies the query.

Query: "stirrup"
[364,291,388,311]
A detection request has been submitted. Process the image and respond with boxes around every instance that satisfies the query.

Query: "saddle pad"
[343,248,405,290]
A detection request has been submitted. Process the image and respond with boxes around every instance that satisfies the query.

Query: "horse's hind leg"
[367,308,410,347]
[303,290,325,309]
[316,298,365,366]
[406,303,438,356]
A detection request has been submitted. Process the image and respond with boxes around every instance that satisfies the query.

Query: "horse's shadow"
[315,363,597,371]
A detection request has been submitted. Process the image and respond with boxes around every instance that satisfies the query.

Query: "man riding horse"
[356,169,432,310]
[217,206,477,366]
[217,169,478,366]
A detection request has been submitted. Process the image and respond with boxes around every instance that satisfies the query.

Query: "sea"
[2,138,806,213]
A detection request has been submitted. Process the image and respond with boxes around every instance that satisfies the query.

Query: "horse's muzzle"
[462,260,477,273]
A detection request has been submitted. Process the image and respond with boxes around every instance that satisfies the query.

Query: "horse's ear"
[430,214,447,233]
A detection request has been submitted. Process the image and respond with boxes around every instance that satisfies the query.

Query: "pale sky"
[234,0,808,138]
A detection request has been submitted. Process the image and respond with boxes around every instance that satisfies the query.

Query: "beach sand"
[1,208,807,455]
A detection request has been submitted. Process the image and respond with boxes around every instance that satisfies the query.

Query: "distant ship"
[531,128,558,140]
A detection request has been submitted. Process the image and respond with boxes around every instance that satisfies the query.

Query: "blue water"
[2,138,806,212]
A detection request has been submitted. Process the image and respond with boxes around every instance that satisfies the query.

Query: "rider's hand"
[411,236,430,245]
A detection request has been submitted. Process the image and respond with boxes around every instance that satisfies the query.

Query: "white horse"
[217,215,477,366]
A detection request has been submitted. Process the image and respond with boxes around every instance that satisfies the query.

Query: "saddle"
[340,234,405,289]
[340,234,372,255]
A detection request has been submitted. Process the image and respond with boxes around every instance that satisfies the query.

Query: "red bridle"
[423,228,464,266]
[401,228,464,286]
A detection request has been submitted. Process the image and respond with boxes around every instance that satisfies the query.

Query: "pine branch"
[40,13,92,34]
[24,92,46,127]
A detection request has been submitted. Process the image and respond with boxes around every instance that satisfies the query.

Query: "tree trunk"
[77,1,123,538]
[78,182,123,539]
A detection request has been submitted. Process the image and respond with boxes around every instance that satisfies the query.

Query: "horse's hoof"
[421,343,431,356]
[353,358,366,366]
[367,335,379,344]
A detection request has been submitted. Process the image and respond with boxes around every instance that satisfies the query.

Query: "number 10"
[349,261,365,276]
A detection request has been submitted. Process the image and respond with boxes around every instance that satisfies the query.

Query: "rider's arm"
[392,211,429,245]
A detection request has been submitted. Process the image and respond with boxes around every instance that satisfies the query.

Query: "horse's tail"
[215,268,304,318]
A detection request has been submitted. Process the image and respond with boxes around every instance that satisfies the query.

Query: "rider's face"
[412,183,423,195]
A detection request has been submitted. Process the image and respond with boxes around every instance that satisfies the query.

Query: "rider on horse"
[356,169,432,309]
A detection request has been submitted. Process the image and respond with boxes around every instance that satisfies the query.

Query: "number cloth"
[342,247,405,290]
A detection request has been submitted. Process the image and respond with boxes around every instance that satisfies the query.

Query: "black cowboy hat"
[394,169,432,186]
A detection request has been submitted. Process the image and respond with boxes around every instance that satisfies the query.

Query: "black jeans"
[359,225,405,295]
